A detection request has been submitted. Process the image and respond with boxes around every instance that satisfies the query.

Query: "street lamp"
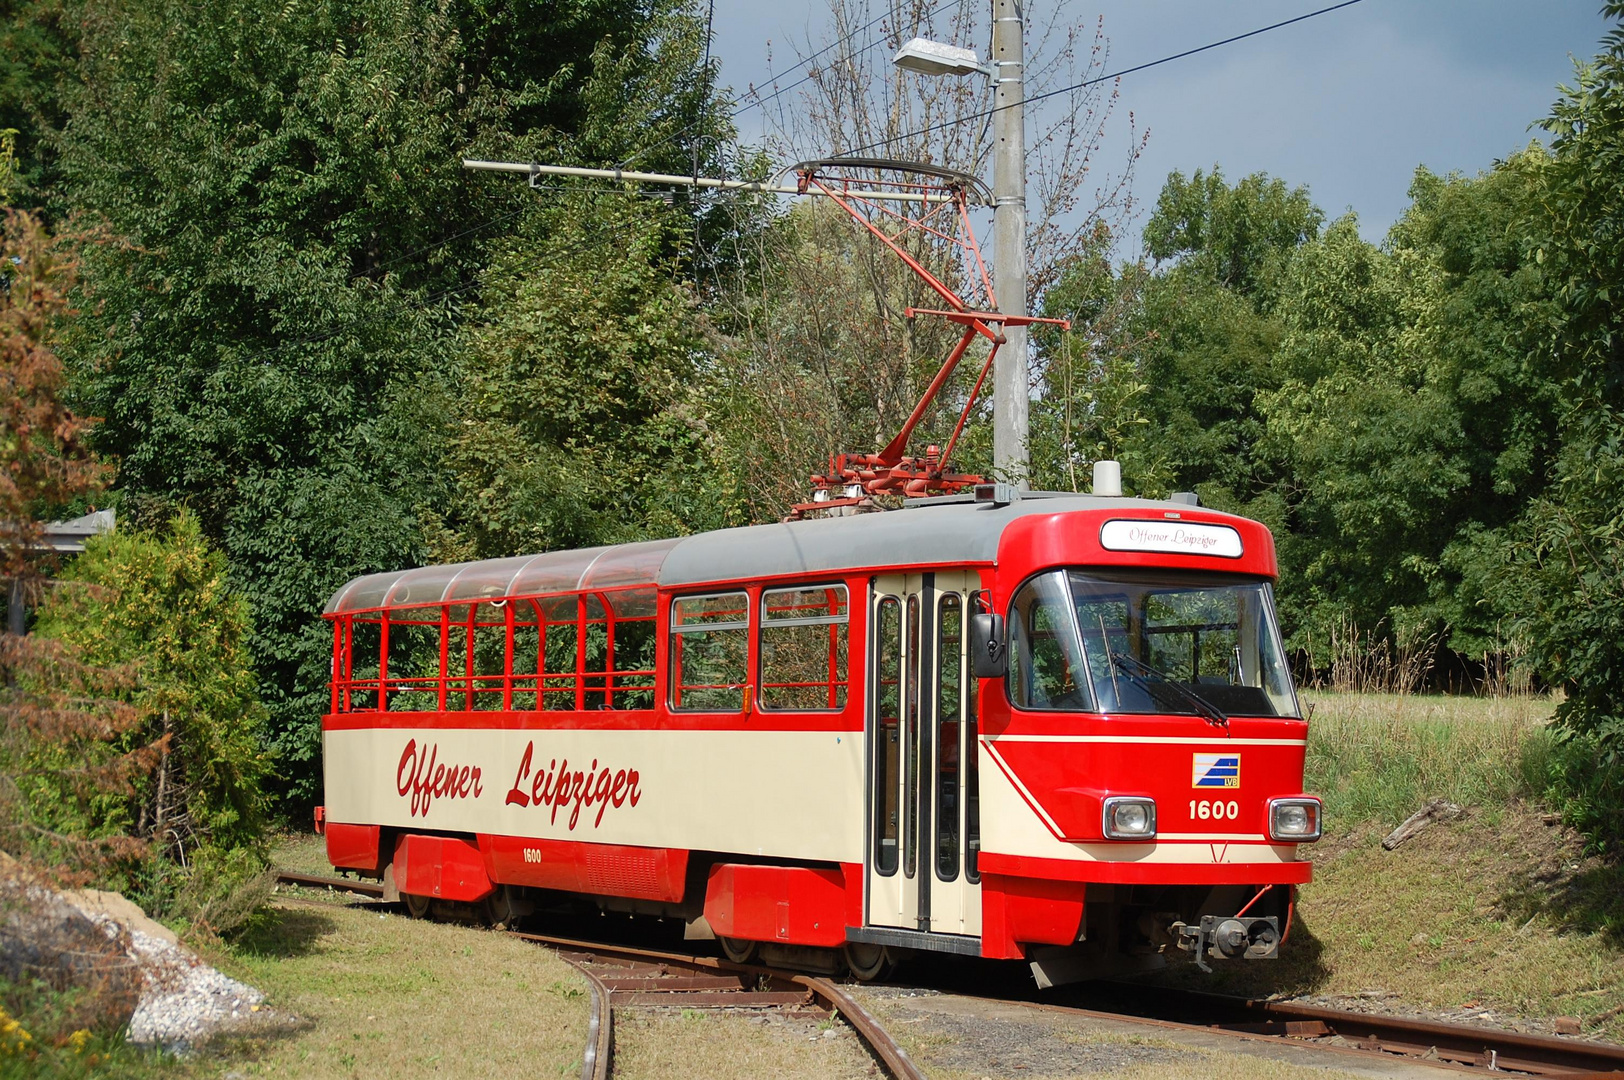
[891,5,1028,488]
[892,37,991,78]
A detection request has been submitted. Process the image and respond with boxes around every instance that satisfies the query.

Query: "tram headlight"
[1268,798,1322,842]
[1102,797,1156,839]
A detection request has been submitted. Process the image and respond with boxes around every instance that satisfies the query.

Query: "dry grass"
[208,902,588,1078]
[1302,691,1556,825]
[611,1010,881,1080]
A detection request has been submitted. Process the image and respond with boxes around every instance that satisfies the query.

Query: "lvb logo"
[1192,753,1241,789]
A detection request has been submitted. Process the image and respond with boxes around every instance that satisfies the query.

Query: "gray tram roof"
[323,492,1205,615]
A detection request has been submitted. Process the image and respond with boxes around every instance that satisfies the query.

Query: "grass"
[206,899,589,1078]
[1150,691,1624,1042]
[1302,691,1557,824]
[611,1011,881,1080]
[269,832,332,877]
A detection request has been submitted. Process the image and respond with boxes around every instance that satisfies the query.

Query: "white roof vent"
[1092,460,1123,498]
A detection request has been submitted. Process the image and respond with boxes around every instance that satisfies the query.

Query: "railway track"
[1025,984,1624,1078]
[273,870,1624,1078]
[272,870,923,1080]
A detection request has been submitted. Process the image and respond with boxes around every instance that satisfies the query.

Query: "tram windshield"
[1009,570,1300,718]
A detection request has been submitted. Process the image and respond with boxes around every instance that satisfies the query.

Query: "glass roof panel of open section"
[506,546,614,598]
[323,542,677,616]
[580,538,683,589]
[441,556,536,602]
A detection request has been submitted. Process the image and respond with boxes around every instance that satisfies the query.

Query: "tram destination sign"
[1099,519,1244,559]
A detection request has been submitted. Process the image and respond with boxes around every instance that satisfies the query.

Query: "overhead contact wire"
[842,0,1369,155]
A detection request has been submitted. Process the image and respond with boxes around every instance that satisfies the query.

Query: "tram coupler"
[1173,915,1280,972]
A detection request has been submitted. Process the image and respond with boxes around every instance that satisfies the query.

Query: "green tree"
[1514,1,1624,852]
[452,194,733,557]
[1127,169,1321,514]
[0,0,77,207]
[1028,223,1159,494]
[0,208,149,887]
[1143,167,1322,304]
[46,0,727,802]
[1261,161,1560,660]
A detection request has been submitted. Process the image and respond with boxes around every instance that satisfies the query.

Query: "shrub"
[31,511,273,928]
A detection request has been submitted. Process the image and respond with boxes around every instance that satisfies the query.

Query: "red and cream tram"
[317,486,1320,983]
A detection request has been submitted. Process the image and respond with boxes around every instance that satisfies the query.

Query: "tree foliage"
[451,194,733,557]
[0,209,149,882]
[1512,0,1624,852]
[35,0,727,802]
[34,512,268,855]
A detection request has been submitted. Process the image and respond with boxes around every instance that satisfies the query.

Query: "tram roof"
[323,493,1207,615]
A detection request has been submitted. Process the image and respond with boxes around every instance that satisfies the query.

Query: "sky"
[706,0,1610,249]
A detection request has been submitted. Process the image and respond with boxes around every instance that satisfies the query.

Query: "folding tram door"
[865,572,982,942]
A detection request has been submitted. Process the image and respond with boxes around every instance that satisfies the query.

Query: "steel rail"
[555,953,613,1080]
[273,870,384,897]
[1211,992,1624,1076]
[273,871,923,1080]
[1027,981,1624,1078]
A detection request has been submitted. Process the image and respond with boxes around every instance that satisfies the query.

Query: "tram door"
[866,572,982,939]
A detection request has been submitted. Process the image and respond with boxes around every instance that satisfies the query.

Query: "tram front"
[972,503,1320,984]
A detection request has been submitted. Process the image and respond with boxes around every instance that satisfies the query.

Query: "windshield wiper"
[1109,652,1230,731]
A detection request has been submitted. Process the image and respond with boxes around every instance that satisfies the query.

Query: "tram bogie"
[317,489,1320,984]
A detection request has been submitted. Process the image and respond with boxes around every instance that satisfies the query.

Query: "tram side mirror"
[970,613,1008,679]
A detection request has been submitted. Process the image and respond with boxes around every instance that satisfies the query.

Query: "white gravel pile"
[75,904,267,1052]
[122,926,266,1051]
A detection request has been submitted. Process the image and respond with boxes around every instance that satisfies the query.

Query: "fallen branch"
[1382,798,1462,850]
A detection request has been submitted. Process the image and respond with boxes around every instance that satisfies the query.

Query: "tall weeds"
[1304,692,1556,826]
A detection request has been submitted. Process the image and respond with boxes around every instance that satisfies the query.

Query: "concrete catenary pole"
[991,0,1028,487]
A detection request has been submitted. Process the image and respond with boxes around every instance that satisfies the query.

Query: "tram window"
[873,596,902,876]
[510,604,540,710]
[537,595,581,710]
[441,604,472,709]
[362,587,662,716]
[966,595,982,884]
[760,585,849,711]
[1009,573,1096,712]
[670,592,749,711]
[936,594,962,882]
[471,600,508,711]
[580,596,610,709]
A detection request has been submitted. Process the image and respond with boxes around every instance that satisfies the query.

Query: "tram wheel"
[718,936,758,964]
[842,942,897,983]
[403,890,433,920]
